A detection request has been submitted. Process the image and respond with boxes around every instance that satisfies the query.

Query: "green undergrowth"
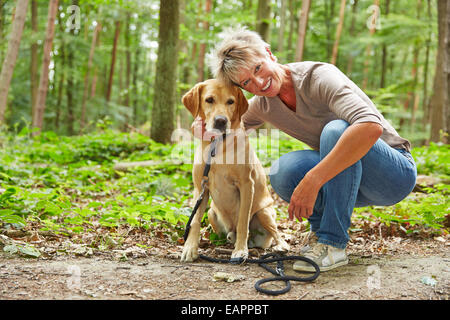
[0,127,448,253]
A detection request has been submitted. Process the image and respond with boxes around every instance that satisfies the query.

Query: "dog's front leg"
[231,177,254,261]
[181,189,209,262]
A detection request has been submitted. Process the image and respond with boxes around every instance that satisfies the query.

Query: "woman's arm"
[288,121,383,221]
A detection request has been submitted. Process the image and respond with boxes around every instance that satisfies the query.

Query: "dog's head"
[182,79,249,134]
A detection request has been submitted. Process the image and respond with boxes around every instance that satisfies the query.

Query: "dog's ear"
[235,86,249,120]
[182,82,206,118]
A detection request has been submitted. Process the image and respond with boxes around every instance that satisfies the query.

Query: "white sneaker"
[293,243,348,272]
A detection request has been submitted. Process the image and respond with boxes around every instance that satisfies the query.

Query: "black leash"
[199,253,320,296]
[183,134,224,242]
[182,133,320,295]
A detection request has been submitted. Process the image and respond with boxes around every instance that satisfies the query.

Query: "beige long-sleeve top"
[242,61,411,152]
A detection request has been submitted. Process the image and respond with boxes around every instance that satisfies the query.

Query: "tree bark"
[380,0,390,88]
[151,0,179,144]
[331,0,346,65]
[0,0,29,124]
[197,0,211,82]
[32,0,58,136]
[106,21,121,102]
[429,0,449,143]
[277,0,287,53]
[295,0,311,62]
[30,0,38,119]
[256,0,271,42]
[362,0,380,90]
[346,0,358,75]
[80,22,101,132]
[422,0,432,128]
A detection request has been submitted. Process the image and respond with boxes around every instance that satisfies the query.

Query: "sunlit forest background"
[0,0,446,147]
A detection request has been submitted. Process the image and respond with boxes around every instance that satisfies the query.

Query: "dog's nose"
[213,115,228,131]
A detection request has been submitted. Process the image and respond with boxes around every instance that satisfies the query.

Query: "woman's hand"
[191,116,214,141]
[288,173,321,221]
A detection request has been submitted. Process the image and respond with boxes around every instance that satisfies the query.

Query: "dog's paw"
[273,240,290,253]
[231,248,248,261]
[181,245,198,262]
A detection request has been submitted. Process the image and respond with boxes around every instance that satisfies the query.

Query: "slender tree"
[256,0,271,42]
[429,0,449,143]
[0,0,29,124]
[331,0,346,65]
[106,21,121,102]
[197,0,211,82]
[295,0,311,62]
[80,22,101,131]
[362,0,380,90]
[30,0,38,118]
[32,0,58,136]
[151,0,179,143]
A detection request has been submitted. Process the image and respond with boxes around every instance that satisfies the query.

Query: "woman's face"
[236,54,282,97]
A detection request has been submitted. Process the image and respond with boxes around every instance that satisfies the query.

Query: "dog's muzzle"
[213,115,228,132]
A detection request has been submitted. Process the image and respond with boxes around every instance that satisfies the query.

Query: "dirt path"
[1,238,448,300]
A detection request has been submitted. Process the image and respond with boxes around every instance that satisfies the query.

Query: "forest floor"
[1,205,449,301]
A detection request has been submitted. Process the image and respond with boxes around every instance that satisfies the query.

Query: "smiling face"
[182,79,249,134]
[236,52,285,97]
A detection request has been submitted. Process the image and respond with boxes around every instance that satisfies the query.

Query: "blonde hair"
[207,27,277,87]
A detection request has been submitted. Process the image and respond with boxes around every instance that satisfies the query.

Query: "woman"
[193,28,416,272]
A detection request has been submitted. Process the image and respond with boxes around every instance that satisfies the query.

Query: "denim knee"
[320,120,350,154]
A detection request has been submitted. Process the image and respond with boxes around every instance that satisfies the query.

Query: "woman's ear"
[182,82,206,118]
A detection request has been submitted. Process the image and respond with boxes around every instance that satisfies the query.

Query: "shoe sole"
[293,258,349,273]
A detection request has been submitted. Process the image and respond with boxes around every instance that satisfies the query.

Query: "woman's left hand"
[288,173,321,221]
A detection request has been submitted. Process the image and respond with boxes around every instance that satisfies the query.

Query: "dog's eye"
[205,97,214,104]
[227,99,234,105]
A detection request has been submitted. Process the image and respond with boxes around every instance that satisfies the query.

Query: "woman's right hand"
[192,116,216,140]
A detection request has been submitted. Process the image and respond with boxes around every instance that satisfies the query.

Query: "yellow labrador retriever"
[181,79,289,262]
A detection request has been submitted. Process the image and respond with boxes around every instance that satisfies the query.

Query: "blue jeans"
[269,120,417,249]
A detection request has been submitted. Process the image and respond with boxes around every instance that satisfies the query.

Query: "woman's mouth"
[261,78,272,92]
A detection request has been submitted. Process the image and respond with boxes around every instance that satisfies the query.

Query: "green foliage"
[1,128,447,241]
[412,143,450,178]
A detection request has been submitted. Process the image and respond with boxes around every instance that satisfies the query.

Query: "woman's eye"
[255,65,261,72]
[243,80,250,87]
[227,99,234,105]
[205,97,214,104]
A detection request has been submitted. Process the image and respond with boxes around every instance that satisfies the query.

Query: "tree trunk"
[422,0,432,129]
[197,0,211,82]
[0,0,29,124]
[324,0,336,61]
[132,21,142,126]
[401,0,422,132]
[430,0,449,143]
[55,10,66,131]
[80,22,101,132]
[331,0,346,65]
[32,0,58,136]
[0,0,4,64]
[106,21,121,102]
[151,0,179,144]
[277,0,287,53]
[256,0,271,42]
[295,0,311,62]
[380,0,390,88]
[30,0,38,119]
[362,0,380,90]
[287,0,296,61]
[124,13,131,109]
[346,0,358,75]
